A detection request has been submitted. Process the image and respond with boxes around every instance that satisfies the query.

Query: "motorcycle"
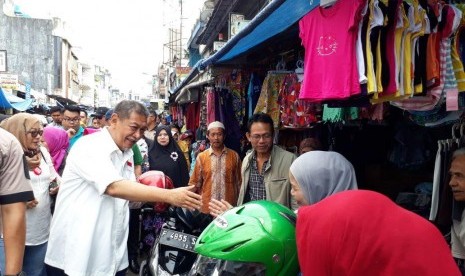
[139,206,212,276]
[187,200,299,276]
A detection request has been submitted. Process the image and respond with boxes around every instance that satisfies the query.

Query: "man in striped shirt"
[189,121,242,214]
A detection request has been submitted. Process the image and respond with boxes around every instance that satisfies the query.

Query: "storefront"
[170,0,464,233]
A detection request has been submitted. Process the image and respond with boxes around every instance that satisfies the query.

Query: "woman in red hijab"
[297,190,460,276]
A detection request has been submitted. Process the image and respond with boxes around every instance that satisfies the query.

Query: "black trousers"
[127,208,140,260]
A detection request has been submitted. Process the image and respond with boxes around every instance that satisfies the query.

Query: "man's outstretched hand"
[169,186,202,210]
[209,199,233,217]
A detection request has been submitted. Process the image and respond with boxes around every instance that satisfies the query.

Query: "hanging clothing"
[206,87,216,125]
[214,88,225,124]
[426,1,441,89]
[227,70,246,126]
[297,190,461,276]
[392,3,457,111]
[254,72,288,128]
[298,0,365,101]
[278,73,318,128]
[148,126,189,188]
[383,0,401,95]
[247,73,262,119]
[217,89,242,154]
[322,105,359,123]
[185,102,200,134]
[198,90,208,139]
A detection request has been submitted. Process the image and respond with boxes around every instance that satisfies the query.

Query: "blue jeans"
[0,239,47,276]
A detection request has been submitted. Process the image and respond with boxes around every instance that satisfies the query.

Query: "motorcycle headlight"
[188,255,266,276]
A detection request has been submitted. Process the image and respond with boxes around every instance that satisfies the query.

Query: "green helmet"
[190,200,299,276]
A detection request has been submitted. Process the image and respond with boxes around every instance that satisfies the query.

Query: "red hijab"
[297,190,460,276]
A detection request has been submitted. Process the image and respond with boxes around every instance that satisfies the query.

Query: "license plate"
[159,229,197,252]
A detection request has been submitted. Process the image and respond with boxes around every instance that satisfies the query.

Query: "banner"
[0,73,18,90]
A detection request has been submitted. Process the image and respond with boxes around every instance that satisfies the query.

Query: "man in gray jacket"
[209,113,296,216]
[237,113,297,209]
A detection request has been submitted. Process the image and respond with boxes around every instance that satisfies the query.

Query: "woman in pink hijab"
[43,126,69,175]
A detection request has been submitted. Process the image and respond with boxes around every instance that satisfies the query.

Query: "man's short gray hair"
[453,148,465,160]
[113,100,148,120]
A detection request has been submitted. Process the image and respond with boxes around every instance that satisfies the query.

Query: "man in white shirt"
[449,148,465,274]
[44,100,201,276]
[47,106,63,128]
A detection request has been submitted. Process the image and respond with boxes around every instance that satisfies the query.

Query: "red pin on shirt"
[127,161,133,167]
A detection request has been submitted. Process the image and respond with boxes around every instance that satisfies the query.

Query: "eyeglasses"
[63,117,80,123]
[27,129,44,138]
[250,133,273,141]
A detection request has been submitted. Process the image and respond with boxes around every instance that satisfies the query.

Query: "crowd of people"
[0,99,464,275]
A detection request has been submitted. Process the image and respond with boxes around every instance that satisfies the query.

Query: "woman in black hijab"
[148,125,189,188]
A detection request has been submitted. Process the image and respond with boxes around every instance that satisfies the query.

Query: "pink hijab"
[43,126,69,172]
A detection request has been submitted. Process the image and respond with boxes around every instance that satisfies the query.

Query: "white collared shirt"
[45,128,135,276]
[26,147,56,245]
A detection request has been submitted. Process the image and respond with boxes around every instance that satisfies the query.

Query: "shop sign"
[229,13,251,39]
[213,41,226,51]
[0,73,18,90]
[176,67,192,82]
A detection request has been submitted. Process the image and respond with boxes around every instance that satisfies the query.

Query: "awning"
[47,94,77,106]
[0,88,34,111]
[201,0,315,67]
[171,0,316,98]
[170,59,202,96]
[175,72,213,104]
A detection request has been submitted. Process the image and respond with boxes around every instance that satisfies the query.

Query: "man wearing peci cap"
[189,121,242,214]
[209,113,297,217]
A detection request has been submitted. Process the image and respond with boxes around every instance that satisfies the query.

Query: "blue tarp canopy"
[172,0,317,97]
[202,0,316,66]
[0,88,34,111]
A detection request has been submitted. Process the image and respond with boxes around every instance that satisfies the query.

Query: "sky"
[12,0,204,91]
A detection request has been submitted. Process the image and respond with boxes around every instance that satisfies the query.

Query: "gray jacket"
[237,145,297,209]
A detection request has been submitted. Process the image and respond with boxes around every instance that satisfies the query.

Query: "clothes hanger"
[268,55,294,74]
[295,60,304,82]
[320,0,338,8]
